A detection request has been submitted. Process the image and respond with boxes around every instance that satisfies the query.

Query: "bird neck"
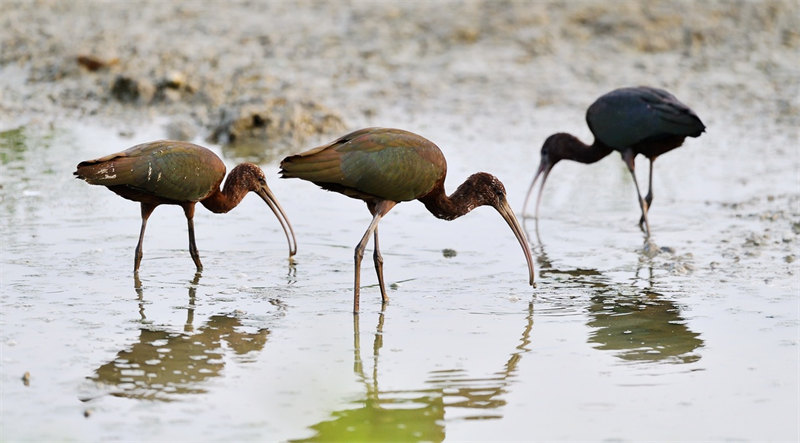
[418,175,486,221]
[556,134,615,164]
[200,164,255,213]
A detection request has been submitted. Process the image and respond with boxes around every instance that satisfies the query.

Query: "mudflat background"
[2,0,797,142]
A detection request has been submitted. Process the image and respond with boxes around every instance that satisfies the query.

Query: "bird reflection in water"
[588,262,702,364]
[296,304,534,441]
[587,290,702,364]
[534,243,703,364]
[89,274,272,401]
[534,242,606,290]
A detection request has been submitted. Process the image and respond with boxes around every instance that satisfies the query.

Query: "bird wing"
[587,87,705,149]
[280,128,445,202]
[75,141,225,202]
[277,129,360,184]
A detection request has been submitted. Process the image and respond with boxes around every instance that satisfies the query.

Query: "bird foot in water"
[641,238,660,258]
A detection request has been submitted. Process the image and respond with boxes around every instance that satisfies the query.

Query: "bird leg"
[182,202,203,272]
[645,157,655,208]
[622,150,651,237]
[354,214,382,314]
[353,200,396,314]
[639,157,655,229]
[135,203,158,272]
[372,226,388,305]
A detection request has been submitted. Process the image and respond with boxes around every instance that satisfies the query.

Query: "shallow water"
[1,110,797,441]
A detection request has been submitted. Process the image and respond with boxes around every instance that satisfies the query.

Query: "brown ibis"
[75,140,296,272]
[280,127,535,313]
[522,86,705,236]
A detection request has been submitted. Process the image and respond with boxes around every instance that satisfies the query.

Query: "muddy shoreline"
[2,1,797,151]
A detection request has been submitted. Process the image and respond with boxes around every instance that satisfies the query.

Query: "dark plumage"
[75,140,296,272]
[281,127,535,313]
[523,86,705,236]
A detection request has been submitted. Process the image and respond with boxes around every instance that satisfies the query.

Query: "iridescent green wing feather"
[75,141,225,202]
[338,129,445,202]
[280,128,446,202]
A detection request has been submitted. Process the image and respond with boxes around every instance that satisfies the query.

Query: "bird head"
[521,133,576,219]
[465,172,510,209]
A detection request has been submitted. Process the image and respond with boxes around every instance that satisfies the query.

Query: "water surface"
[1,116,797,441]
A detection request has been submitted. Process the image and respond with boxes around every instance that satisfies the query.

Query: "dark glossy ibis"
[523,86,705,236]
[75,140,296,272]
[280,127,535,313]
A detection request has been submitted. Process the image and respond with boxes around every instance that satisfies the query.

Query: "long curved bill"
[256,184,297,257]
[497,198,535,286]
[521,158,552,220]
